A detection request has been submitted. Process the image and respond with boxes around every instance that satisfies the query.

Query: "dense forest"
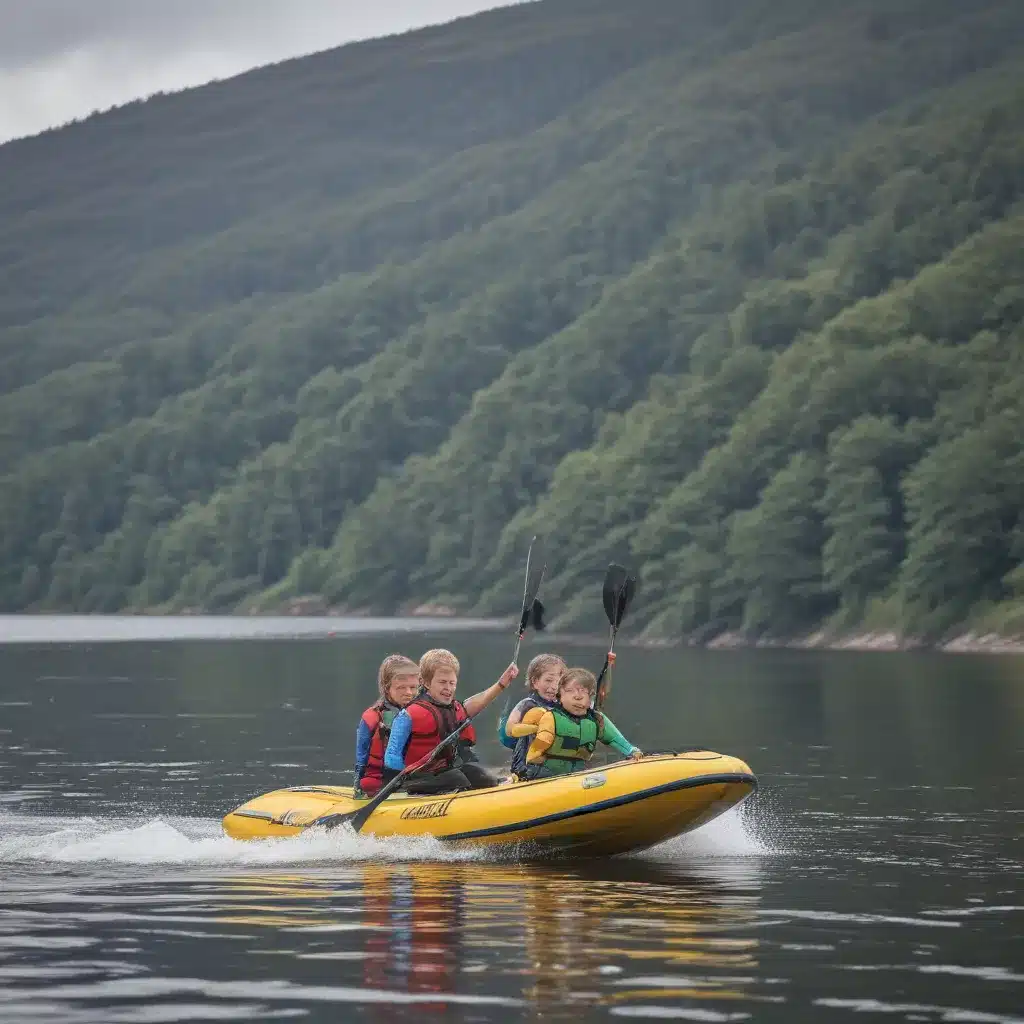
[2,0,1023,642]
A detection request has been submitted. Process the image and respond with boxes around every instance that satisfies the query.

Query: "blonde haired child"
[382,648,518,793]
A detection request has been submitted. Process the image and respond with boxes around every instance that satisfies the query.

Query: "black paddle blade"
[517,536,545,630]
[602,564,629,625]
[319,811,356,832]
[602,564,628,623]
[616,574,638,626]
[519,565,547,632]
[320,799,377,833]
[525,543,546,606]
[529,597,546,632]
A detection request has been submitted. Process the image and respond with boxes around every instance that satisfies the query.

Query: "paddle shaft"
[511,629,526,671]
[596,565,636,710]
[500,536,545,719]
[596,622,618,710]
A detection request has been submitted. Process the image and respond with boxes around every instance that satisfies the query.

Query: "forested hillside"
[2,0,1023,641]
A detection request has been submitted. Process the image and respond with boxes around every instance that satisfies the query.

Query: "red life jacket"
[403,695,476,775]
[359,701,400,795]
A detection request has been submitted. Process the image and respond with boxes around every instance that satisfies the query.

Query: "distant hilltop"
[1,0,1023,648]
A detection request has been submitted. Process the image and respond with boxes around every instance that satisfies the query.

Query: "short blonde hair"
[559,667,597,699]
[526,653,566,687]
[418,648,460,686]
[377,654,419,701]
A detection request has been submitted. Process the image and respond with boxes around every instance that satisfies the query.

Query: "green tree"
[1,0,1024,638]
[900,413,1023,633]
[821,416,915,616]
[726,453,832,635]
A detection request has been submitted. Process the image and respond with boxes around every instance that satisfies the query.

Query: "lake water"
[0,619,1021,1023]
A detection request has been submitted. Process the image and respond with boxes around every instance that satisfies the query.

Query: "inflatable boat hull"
[222,751,756,856]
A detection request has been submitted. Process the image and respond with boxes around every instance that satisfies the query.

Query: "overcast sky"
[0,1,517,144]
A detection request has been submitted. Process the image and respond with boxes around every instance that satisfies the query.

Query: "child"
[383,648,518,794]
[354,654,421,797]
[507,666,642,780]
[497,653,566,779]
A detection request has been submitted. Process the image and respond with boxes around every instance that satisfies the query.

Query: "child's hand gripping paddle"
[595,563,638,710]
[314,539,546,835]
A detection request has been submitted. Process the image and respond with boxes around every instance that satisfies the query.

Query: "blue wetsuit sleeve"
[354,718,373,780]
[384,710,413,771]
[499,697,534,749]
[497,715,516,749]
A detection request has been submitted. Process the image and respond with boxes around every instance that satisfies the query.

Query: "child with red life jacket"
[507,666,642,780]
[497,653,566,779]
[354,654,421,797]
[383,648,518,794]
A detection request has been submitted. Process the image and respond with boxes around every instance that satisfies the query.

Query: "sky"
[0,0,516,144]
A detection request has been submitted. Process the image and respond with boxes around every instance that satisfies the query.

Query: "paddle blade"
[519,566,547,632]
[518,536,546,632]
[319,776,399,833]
[347,802,378,833]
[529,597,546,632]
[524,548,546,609]
[602,564,629,625]
[318,811,356,832]
[615,574,638,627]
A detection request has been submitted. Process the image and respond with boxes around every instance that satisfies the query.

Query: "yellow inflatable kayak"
[222,750,756,856]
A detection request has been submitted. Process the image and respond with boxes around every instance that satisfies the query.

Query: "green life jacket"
[545,706,601,764]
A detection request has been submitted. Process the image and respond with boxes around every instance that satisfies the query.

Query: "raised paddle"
[595,563,638,710]
[499,535,547,721]
[315,540,546,835]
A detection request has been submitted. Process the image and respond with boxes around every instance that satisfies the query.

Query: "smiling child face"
[424,668,458,705]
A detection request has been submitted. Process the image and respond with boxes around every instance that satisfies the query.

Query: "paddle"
[315,539,546,835]
[499,535,547,721]
[595,563,638,710]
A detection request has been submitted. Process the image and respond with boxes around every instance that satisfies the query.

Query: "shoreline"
[553,629,1024,655]
[697,629,1024,656]
[2,613,1021,655]
[0,613,507,645]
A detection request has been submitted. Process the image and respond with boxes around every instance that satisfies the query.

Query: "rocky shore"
[250,595,1024,655]
[701,629,1024,655]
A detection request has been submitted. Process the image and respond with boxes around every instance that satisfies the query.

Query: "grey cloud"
[0,1,516,142]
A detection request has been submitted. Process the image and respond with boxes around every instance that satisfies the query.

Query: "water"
[1,621,1021,1023]
[0,615,501,644]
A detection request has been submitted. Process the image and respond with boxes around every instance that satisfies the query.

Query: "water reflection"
[211,860,762,1018]
[365,864,463,1014]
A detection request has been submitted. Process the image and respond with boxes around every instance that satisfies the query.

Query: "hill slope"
[2,0,1023,641]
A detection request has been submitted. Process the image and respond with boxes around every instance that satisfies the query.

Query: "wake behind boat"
[222,750,756,856]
